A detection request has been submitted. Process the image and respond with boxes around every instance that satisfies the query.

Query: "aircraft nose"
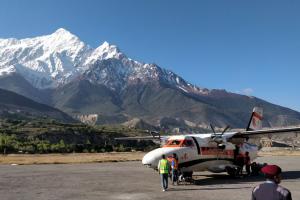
[142,152,155,166]
[142,148,176,168]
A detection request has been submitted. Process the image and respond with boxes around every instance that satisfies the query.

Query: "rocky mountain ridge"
[0,28,207,95]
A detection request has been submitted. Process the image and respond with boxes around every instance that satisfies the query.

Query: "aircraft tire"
[182,171,193,178]
[225,166,238,177]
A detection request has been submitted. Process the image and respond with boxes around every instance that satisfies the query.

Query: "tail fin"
[246,107,263,131]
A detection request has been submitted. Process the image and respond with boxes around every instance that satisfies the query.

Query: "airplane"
[116,107,300,179]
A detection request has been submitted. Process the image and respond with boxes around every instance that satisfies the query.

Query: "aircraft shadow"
[167,171,300,191]
[192,170,300,186]
[167,186,253,192]
[281,171,300,181]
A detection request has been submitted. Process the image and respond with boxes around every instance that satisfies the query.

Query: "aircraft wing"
[232,127,300,138]
[115,134,170,144]
[115,136,162,141]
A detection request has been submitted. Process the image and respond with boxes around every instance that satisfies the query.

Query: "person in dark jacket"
[235,153,244,176]
[252,165,292,200]
[244,151,251,176]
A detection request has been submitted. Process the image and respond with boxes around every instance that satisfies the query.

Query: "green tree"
[58,139,66,153]
[0,134,17,154]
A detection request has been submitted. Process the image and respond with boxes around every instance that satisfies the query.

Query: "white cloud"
[242,88,254,96]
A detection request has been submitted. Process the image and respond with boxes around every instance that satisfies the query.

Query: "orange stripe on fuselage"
[201,147,234,157]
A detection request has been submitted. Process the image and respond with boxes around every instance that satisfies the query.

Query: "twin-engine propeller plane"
[116,107,300,178]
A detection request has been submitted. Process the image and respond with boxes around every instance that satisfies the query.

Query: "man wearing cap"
[252,165,292,200]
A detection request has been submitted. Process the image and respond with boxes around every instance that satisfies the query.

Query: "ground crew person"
[171,153,179,185]
[244,151,251,176]
[235,153,244,176]
[252,165,292,200]
[158,154,170,191]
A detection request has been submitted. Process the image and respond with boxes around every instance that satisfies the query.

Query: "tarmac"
[0,156,300,200]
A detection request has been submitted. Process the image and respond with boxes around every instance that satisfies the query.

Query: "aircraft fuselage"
[142,133,258,173]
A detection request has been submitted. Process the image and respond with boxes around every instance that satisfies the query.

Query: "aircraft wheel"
[182,171,193,178]
[226,166,238,177]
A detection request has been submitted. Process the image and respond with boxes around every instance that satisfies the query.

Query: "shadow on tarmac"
[165,171,300,192]
[281,171,300,180]
[166,186,253,192]
[171,170,300,188]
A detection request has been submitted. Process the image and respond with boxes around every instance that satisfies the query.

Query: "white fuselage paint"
[142,133,258,173]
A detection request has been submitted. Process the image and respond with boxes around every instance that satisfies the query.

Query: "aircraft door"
[191,137,201,155]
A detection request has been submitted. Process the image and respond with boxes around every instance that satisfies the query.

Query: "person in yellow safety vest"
[158,154,170,191]
[171,153,179,185]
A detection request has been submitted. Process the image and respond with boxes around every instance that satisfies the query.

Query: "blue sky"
[0,0,299,111]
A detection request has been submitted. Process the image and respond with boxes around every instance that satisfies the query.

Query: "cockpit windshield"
[164,139,194,147]
[166,140,181,146]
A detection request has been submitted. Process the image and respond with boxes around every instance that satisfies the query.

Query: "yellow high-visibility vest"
[159,159,169,174]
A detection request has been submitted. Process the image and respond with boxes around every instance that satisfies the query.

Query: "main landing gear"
[178,171,194,184]
[225,166,241,177]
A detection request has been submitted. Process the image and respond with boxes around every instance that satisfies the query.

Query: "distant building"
[260,138,273,147]
[172,127,180,134]
[75,114,98,125]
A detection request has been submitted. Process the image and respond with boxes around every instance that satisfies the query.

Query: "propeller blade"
[210,124,216,135]
[221,125,230,135]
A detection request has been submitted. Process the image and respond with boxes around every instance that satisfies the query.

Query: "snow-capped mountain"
[1,28,300,129]
[0,28,207,94]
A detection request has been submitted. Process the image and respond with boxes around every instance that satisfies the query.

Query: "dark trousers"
[160,173,168,189]
[246,164,251,175]
[172,169,178,184]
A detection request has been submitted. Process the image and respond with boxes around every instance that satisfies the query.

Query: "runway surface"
[1,156,300,200]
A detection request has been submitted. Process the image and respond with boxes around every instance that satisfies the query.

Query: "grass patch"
[0,152,146,165]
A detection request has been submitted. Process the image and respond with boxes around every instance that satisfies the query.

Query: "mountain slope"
[52,80,122,115]
[49,79,300,129]
[0,73,49,104]
[120,82,300,128]
[0,88,75,123]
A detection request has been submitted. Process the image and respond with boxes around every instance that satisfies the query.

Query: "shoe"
[162,189,166,192]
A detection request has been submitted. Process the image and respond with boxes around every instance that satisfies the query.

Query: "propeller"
[221,125,230,135]
[210,124,231,145]
[210,124,216,134]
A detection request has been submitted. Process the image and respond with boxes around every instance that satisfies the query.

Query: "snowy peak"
[0,29,90,88]
[0,28,208,95]
[97,41,123,59]
[46,28,85,51]
[84,41,124,65]
[52,28,74,36]
[47,28,83,45]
